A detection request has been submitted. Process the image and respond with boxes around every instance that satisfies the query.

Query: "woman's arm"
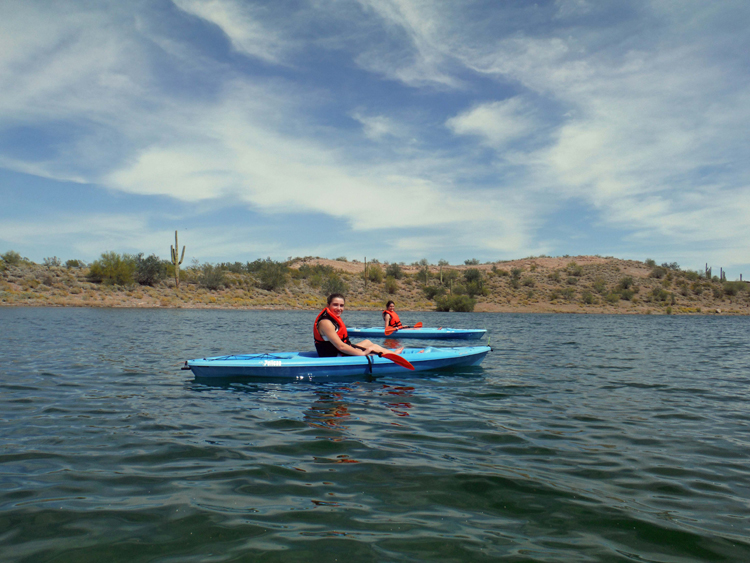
[318,319,367,356]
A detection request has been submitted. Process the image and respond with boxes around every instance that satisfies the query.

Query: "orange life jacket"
[382,309,403,328]
[314,307,351,357]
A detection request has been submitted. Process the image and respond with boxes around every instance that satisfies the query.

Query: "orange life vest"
[382,309,403,328]
[314,307,351,357]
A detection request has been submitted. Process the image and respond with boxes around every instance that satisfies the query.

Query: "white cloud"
[446,98,538,148]
[171,0,290,64]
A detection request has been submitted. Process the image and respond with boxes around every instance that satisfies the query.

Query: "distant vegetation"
[1,249,748,314]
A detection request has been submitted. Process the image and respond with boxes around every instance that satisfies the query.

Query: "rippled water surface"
[2,308,750,562]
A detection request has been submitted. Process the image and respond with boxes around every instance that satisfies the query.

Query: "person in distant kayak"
[383,300,403,330]
[315,294,403,358]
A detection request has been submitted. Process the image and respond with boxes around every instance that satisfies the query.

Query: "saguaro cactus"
[170,231,185,289]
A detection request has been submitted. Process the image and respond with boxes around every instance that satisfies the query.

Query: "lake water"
[2,308,750,562]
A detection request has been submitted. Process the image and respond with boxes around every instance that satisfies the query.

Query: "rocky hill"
[1,256,748,315]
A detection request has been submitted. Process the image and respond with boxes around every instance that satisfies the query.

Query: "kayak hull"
[185,346,491,379]
[348,327,486,340]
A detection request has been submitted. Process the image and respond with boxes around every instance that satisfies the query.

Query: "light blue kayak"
[184,346,491,380]
[348,327,486,340]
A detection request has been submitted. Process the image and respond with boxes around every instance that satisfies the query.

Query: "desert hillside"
[1,255,748,315]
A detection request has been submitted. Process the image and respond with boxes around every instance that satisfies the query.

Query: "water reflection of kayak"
[184,346,491,379]
[348,327,486,340]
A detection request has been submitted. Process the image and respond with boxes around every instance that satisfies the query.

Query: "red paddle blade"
[381,352,415,370]
[413,322,423,329]
[384,326,398,336]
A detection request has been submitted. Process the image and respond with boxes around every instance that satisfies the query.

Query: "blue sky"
[1,0,748,276]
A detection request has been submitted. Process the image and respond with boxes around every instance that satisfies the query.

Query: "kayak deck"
[348,327,486,340]
[185,346,491,380]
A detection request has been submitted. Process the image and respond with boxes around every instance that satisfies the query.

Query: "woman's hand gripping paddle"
[352,344,415,370]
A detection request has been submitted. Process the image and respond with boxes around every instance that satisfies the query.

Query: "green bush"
[723,281,747,296]
[43,256,61,267]
[464,268,482,283]
[200,264,226,290]
[464,258,480,265]
[521,277,535,287]
[592,278,607,294]
[650,266,667,279]
[605,292,620,304]
[683,270,700,281]
[618,289,635,301]
[645,258,656,267]
[135,253,167,286]
[618,277,634,290]
[510,267,523,279]
[435,295,476,312]
[1,250,23,266]
[423,285,446,300]
[651,288,670,302]
[561,287,575,300]
[548,271,561,282]
[65,259,85,269]
[87,252,136,285]
[254,259,289,291]
[566,276,578,285]
[366,264,384,283]
[385,276,398,294]
[218,261,246,274]
[386,263,404,279]
[581,291,594,304]
[417,266,431,284]
[295,263,334,279]
[465,280,487,298]
[322,273,348,296]
[567,262,583,276]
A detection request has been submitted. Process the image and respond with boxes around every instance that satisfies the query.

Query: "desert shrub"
[723,281,747,296]
[366,264,384,283]
[666,306,673,315]
[605,292,620,304]
[464,268,482,284]
[691,282,703,295]
[65,259,85,269]
[645,258,656,267]
[618,277,634,290]
[135,253,167,286]
[618,289,635,301]
[510,267,523,279]
[650,266,667,279]
[495,269,509,277]
[386,263,404,279]
[549,290,560,301]
[561,287,575,300]
[423,285,446,300]
[417,266,431,283]
[465,280,487,298]
[592,278,607,294]
[87,252,136,285]
[522,277,535,287]
[566,276,578,285]
[683,270,700,281]
[218,261,246,274]
[335,256,348,262]
[200,264,226,290]
[385,276,398,294]
[510,278,520,289]
[651,288,670,302]
[1,250,23,266]
[464,258,480,265]
[662,262,680,270]
[295,263,334,279]
[712,286,723,299]
[43,256,61,267]
[435,295,476,312]
[581,291,595,304]
[548,271,561,282]
[252,259,289,291]
[567,262,583,277]
[322,273,348,296]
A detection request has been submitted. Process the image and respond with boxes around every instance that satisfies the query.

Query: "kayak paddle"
[352,344,415,370]
[384,322,422,336]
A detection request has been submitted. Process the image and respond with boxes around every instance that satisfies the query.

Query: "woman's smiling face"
[329,297,345,315]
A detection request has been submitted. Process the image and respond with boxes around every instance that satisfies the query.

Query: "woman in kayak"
[315,294,403,358]
[383,300,403,330]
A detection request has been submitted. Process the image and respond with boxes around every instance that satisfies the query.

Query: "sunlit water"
[2,308,749,562]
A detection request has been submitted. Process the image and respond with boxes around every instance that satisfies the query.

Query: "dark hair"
[385,300,395,308]
[327,293,346,305]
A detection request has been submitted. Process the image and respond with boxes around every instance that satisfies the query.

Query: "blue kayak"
[184,346,491,380]
[348,327,486,340]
